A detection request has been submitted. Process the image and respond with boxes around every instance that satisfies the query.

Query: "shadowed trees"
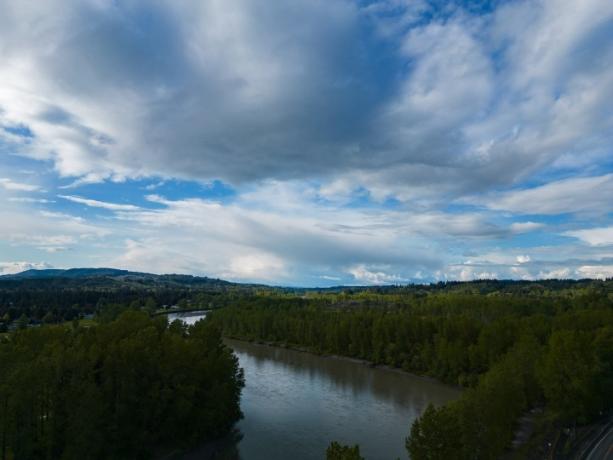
[0,311,243,460]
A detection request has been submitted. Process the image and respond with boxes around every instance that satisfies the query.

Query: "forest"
[1,274,612,458]
[0,311,244,460]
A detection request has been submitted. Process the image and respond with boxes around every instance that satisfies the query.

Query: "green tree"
[16,313,29,330]
[144,297,157,314]
[0,311,244,459]
[406,404,462,460]
[326,441,364,460]
[42,311,55,324]
[538,330,603,422]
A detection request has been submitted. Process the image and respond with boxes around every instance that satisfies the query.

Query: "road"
[585,422,613,460]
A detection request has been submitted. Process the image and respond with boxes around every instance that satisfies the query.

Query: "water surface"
[228,339,460,460]
[171,313,460,459]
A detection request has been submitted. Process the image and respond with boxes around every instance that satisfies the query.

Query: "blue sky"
[0,0,612,285]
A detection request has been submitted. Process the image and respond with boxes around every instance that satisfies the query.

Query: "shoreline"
[223,335,463,390]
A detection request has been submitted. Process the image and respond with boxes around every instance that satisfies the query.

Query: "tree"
[144,297,157,314]
[42,311,55,324]
[0,312,244,458]
[406,404,462,460]
[538,330,603,422]
[16,313,28,330]
[326,441,364,460]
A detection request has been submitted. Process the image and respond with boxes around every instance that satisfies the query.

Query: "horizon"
[2,265,610,289]
[1,0,612,286]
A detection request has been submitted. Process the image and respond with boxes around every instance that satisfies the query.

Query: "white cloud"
[226,254,286,282]
[510,222,544,233]
[565,226,613,246]
[538,267,572,279]
[110,191,442,282]
[59,195,140,211]
[8,197,55,203]
[347,264,406,285]
[516,255,531,264]
[538,264,613,281]
[0,178,40,192]
[453,267,498,282]
[576,265,613,279]
[472,174,613,215]
[0,194,111,254]
[0,261,53,275]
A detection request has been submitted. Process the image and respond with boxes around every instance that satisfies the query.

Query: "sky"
[0,0,612,286]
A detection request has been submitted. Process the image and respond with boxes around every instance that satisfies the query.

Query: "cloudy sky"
[0,0,612,285]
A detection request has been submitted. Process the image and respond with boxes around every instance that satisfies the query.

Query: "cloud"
[226,254,286,282]
[112,191,443,282]
[0,0,610,201]
[440,242,613,282]
[8,197,55,204]
[347,264,406,285]
[576,265,613,280]
[0,194,110,254]
[59,195,140,211]
[537,267,572,279]
[0,178,40,192]
[0,0,612,285]
[471,174,613,215]
[516,255,531,264]
[510,222,544,233]
[565,226,613,246]
[0,261,53,276]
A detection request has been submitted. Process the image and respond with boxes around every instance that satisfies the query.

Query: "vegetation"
[208,279,612,459]
[326,441,364,460]
[0,311,243,460]
[1,272,611,458]
[0,268,264,331]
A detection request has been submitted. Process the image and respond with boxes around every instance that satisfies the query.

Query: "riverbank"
[223,335,463,390]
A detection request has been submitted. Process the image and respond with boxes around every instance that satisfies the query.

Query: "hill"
[0,267,237,289]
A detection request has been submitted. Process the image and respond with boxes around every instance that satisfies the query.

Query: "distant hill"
[1,267,609,292]
[2,268,139,279]
[0,267,240,290]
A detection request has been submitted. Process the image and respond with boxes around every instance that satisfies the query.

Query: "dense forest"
[0,311,244,460]
[1,272,607,329]
[0,271,254,330]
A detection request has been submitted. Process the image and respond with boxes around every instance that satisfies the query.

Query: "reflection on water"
[226,339,461,460]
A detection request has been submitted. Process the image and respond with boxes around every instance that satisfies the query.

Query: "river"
[172,312,461,459]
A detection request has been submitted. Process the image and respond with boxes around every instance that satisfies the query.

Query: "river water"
[172,312,461,459]
[228,339,460,460]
